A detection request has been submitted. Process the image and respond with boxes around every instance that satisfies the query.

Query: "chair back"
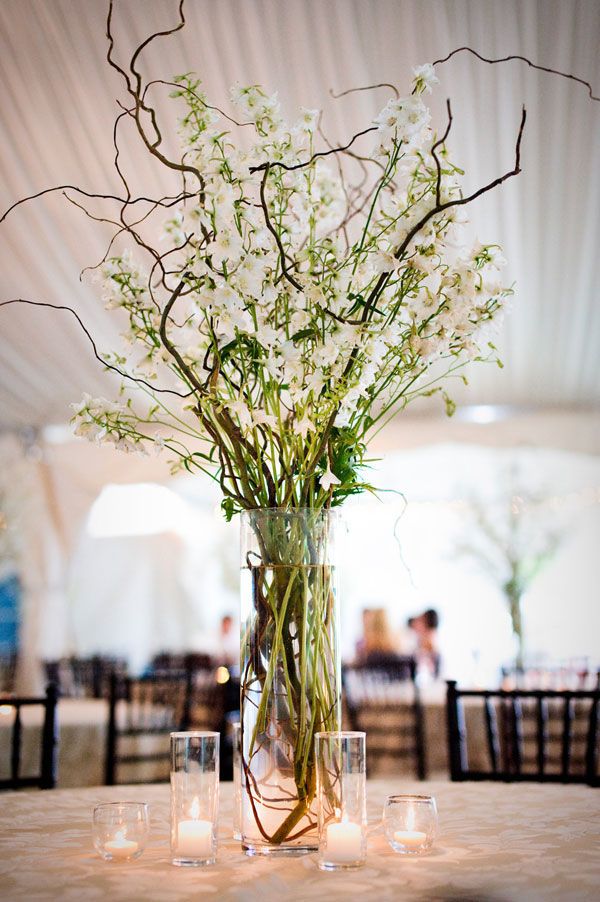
[44,656,127,698]
[150,651,213,675]
[0,684,59,790]
[105,670,189,785]
[187,668,239,780]
[342,657,426,779]
[446,680,600,786]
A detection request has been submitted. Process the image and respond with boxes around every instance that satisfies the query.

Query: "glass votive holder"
[92,802,149,862]
[383,794,438,855]
[232,722,242,841]
[170,731,219,867]
[315,731,367,871]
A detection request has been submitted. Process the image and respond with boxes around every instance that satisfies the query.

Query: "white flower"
[227,398,253,429]
[294,413,314,439]
[313,338,339,367]
[209,229,244,267]
[412,63,439,95]
[371,251,397,274]
[319,468,341,491]
[251,409,278,430]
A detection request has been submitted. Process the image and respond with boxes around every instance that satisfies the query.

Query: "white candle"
[393,829,427,851]
[177,819,213,857]
[325,820,363,863]
[176,798,213,858]
[104,829,138,860]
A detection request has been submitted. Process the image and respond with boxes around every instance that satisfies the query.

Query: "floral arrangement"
[66,27,522,519]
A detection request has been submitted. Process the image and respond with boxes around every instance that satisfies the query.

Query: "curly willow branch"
[0,299,193,399]
[434,46,600,103]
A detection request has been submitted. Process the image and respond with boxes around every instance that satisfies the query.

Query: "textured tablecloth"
[0,779,598,901]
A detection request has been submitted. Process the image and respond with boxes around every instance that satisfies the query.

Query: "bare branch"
[0,185,190,225]
[249,126,377,174]
[0,298,193,398]
[259,165,302,292]
[159,277,206,396]
[433,47,600,103]
[330,82,399,100]
[431,98,454,207]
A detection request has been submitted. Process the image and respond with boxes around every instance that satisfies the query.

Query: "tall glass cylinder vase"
[240,508,341,856]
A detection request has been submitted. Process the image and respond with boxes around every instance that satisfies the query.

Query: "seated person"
[407,608,440,678]
[356,608,402,666]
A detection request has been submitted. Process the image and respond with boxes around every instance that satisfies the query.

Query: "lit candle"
[325,812,363,863]
[393,828,427,850]
[104,829,139,860]
[394,803,426,851]
[176,797,213,858]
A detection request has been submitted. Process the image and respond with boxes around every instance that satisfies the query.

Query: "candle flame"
[115,829,126,843]
[190,796,200,820]
[407,805,415,832]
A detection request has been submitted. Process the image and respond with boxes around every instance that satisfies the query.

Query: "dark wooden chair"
[343,657,426,780]
[187,667,239,781]
[44,656,127,698]
[150,651,213,675]
[446,680,600,787]
[105,670,189,785]
[0,684,59,790]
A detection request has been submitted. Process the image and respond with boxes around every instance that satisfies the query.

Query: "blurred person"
[217,614,240,667]
[356,607,401,665]
[407,608,440,678]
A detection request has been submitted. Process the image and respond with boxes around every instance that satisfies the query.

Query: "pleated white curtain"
[0,0,599,427]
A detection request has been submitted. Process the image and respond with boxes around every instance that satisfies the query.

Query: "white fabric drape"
[0,0,599,427]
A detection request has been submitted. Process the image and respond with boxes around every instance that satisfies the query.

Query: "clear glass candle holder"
[170,731,219,867]
[232,722,242,841]
[383,794,438,855]
[315,731,367,871]
[93,802,149,862]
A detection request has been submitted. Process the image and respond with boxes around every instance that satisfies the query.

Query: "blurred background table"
[0,779,598,901]
[0,698,106,787]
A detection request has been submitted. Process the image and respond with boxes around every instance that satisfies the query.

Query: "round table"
[0,779,598,900]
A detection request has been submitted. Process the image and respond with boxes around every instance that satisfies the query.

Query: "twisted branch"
[0,298,192,398]
[433,46,600,103]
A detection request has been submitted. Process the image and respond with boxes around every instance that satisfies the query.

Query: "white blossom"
[319,468,341,491]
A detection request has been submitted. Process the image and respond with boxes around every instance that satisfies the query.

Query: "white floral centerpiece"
[71,63,513,516]
[66,51,517,850]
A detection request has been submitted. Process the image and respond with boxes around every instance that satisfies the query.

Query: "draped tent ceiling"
[1,0,599,431]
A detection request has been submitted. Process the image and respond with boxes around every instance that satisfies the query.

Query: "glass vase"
[240,508,341,856]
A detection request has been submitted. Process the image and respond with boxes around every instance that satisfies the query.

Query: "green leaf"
[221,498,236,522]
[291,328,315,343]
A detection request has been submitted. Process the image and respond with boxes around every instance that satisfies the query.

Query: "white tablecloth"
[0,780,598,901]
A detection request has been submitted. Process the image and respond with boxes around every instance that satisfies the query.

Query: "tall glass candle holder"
[232,722,242,841]
[170,731,219,867]
[315,731,366,871]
